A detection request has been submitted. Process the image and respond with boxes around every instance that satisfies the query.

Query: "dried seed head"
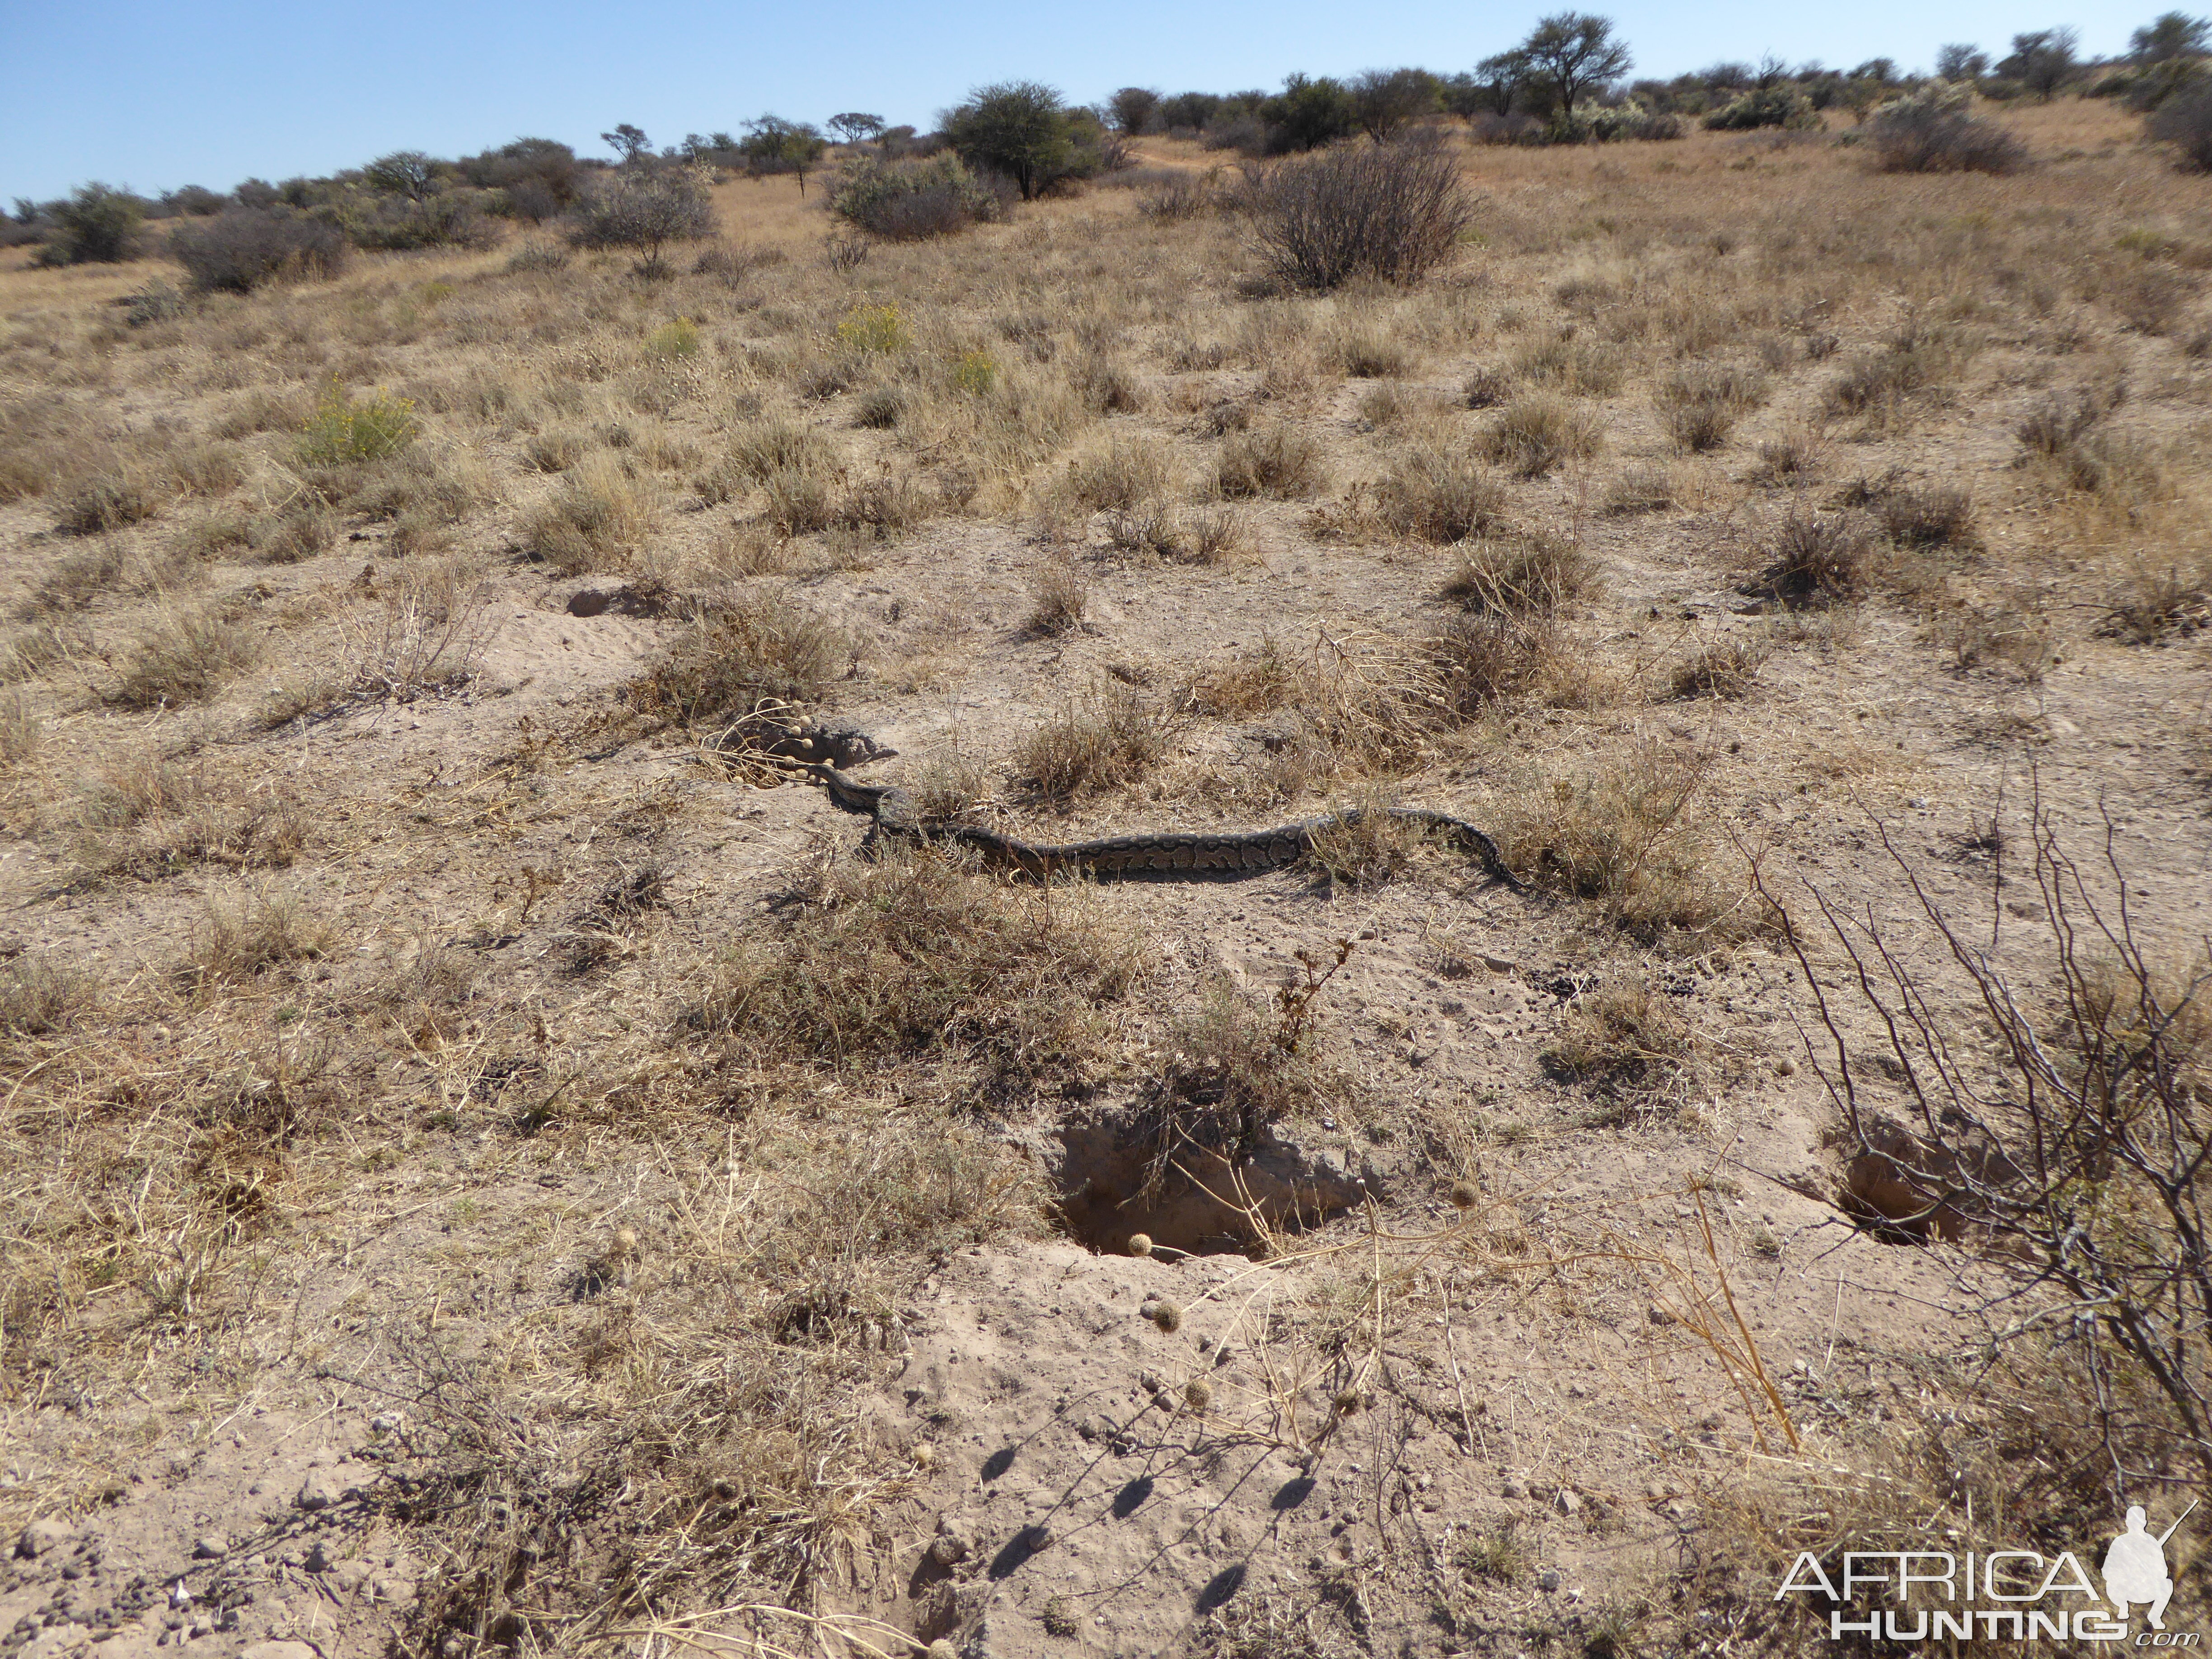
[1126,1232,1153,1257]
[1333,1388,1364,1416]
[1151,1299,1183,1333]
[1448,1180,1479,1210]
[613,1227,639,1256]
[910,1443,936,1470]
[1183,1379,1213,1412]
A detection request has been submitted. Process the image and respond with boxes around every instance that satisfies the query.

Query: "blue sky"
[3,0,2143,203]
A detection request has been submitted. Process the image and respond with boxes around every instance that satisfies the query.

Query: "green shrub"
[36,184,142,266]
[645,318,700,359]
[1702,88,1820,130]
[170,208,349,294]
[835,303,910,355]
[1866,92,2026,173]
[830,155,1001,239]
[952,350,998,396]
[297,379,420,466]
[566,164,717,272]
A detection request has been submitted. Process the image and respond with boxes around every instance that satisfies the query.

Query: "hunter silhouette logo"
[2105,1502,2193,1633]
[1773,1499,2198,1643]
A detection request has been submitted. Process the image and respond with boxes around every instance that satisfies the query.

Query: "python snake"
[778,758,1527,890]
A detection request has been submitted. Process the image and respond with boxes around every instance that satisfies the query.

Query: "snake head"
[820,728,899,768]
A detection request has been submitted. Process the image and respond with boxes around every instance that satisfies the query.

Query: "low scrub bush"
[36,185,142,266]
[567,165,717,272]
[830,155,1000,239]
[170,209,348,293]
[834,303,910,355]
[2150,81,2212,172]
[343,192,499,252]
[1867,98,2026,174]
[1702,89,1819,131]
[1247,142,1475,291]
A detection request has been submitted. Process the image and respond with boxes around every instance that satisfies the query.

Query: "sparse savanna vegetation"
[3,44,2209,1659]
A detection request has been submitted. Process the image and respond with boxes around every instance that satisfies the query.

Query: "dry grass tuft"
[1498,742,1752,942]
[693,848,1147,1093]
[628,592,852,728]
[1429,612,1580,713]
[1012,682,1180,803]
[181,887,332,989]
[0,956,98,1038]
[1060,435,1174,514]
[1824,320,1975,430]
[1025,559,1088,635]
[112,603,261,708]
[1372,441,1509,543]
[1477,395,1603,478]
[57,474,159,537]
[1511,333,1624,396]
[1655,364,1769,453]
[1603,464,1675,515]
[1542,976,1696,1096]
[520,455,656,575]
[1440,534,1598,614]
[1669,636,1768,699]
[1304,801,1432,889]
[1747,432,1824,488]
[1214,423,1326,499]
[1753,507,1876,605]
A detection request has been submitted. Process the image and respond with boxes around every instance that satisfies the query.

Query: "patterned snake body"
[789,761,1526,890]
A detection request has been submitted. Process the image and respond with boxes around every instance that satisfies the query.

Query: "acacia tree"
[1516,12,1633,124]
[567,164,715,274]
[1108,87,1161,135]
[363,150,436,201]
[2002,28,2080,98]
[740,116,828,193]
[601,124,651,164]
[1936,42,1992,80]
[828,112,886,146]
[1470,50,1532,115]
[2133,11,2211,61]
[942,81,1085,200]
[1351,68,1441,141]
